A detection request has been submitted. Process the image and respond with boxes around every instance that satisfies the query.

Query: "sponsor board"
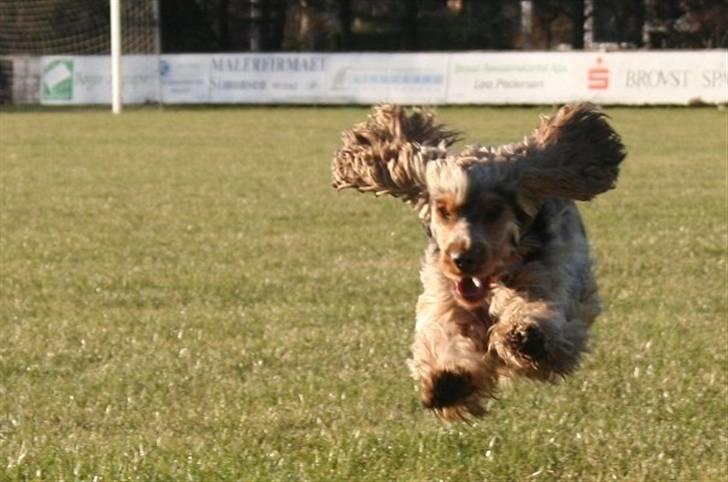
[41,55,159,104]
[326,53,449,104]
[447,52,582,104]
[203,53,448,104]
[159,55,208,103]
[604,51,727,104]
[207,53,329,103]
[447,51,727,104]
[41,51,727,106]
[42,59,74,101]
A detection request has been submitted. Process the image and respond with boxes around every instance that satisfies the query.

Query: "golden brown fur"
[332,103,625,420]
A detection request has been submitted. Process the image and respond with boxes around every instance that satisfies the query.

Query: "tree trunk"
[218,0,229,50]
[571,0,585,49]
[260,0,270,50]
[402,0,419,50]
[633,0,645,47]
[338,0,352,50]
[269,0,287,51]
[545,21,553,49]
[249,0,262,51]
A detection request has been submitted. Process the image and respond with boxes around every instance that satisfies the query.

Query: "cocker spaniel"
[332,103,625,420]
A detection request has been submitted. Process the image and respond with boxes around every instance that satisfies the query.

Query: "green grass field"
[1,106,726,482]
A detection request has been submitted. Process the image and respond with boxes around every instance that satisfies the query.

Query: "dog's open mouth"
[454,276,490,303]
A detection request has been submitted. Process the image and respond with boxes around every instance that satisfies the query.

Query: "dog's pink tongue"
[456,277,487,302]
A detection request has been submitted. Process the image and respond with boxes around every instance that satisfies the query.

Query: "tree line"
[1,0,726,56]
[162,0,727,52]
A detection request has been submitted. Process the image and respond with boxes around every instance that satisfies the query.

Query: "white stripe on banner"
[40,51,728,105]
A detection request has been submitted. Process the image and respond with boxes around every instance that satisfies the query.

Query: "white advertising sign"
[159,55,208,103]
[324,53,449,104]
[447,51,727,104]
[199,53,448,104]
[41,55,159,104]
[206,53,329,103]
[447,52,584,104]
[41,51,727,106]
[588,51,727,104]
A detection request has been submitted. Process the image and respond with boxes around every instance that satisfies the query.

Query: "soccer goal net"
[0,0,160,104]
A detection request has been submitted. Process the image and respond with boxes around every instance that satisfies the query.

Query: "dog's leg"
[408,258,497,419]
[487,201,600,382]
[409,306,497,419]
[488,284,590,381]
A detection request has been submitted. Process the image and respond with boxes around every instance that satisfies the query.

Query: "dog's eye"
[436,205,450,220]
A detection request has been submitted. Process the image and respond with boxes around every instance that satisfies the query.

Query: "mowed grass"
[0,105,726,482]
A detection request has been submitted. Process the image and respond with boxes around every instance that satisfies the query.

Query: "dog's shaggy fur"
[332,103,625,420]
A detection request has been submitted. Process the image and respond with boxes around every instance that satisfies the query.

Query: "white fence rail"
[30,50,728,105]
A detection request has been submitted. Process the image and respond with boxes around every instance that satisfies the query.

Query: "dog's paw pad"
[423,371,475,409]
[508,326,547,361]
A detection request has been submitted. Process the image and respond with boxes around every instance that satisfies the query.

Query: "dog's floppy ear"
[331,104,458,212]
[516,103,626,201]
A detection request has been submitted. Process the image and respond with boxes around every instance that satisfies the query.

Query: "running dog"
[331,103,625,419]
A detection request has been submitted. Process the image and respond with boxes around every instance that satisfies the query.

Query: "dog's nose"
[451,245,486,273]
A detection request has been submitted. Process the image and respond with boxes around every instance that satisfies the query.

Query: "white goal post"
[110,0,122,114]
[109,0,162,114]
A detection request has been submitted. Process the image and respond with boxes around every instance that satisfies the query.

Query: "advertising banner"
[200,53,448,104]
[447,51,727,105]
[447,52,584,104]
[324,53,449,104]
[41,55,159,104]
[205,53,329,103]
[159,55,208,103]
[588,51,727,104]
[41,51,727,106]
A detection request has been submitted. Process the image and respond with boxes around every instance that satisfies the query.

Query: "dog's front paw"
[422,370,475,409]
[419,369,492,420]
[409,331,499,420]
[506,324,547,362]
[490,318,588,381]
[412,355,497,420]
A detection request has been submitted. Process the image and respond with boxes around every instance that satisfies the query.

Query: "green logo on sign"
[43,59,74,101]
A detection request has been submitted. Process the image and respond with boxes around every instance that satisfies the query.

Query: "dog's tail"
[331,105,458,210]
